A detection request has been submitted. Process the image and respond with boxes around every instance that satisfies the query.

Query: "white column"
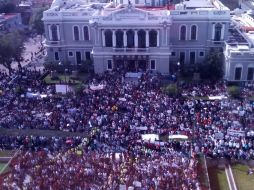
[212,24,215,40]
[157,30,159,47]
[123,30,127,47]
[113,30,116,47]
[102,30,105,46]
[134,30,138,48]
[221,24,225,40]
[146,30,149,48]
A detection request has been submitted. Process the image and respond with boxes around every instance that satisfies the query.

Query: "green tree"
[29,8,47,44]
[0,32,25,74]
[9,32,25,71]
[162,84,178,96]
[206,48,224,80]
[228,86,241,98]
[0,0,17,13]
[0,34,14,74]
[198,48,224,80]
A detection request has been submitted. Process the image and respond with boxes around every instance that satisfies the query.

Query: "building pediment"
[112,6,147,21]
[91,4,172,25]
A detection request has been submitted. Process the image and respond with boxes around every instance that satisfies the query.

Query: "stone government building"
[42,0,254,81]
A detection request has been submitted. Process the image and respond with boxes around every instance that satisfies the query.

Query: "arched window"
[116,30,123,48]
[214,23,222,41]
[138,30,146,48]
[83,26,89,41]
[73,26,79,41]
[51,24,58,41]
[190,25,197,40]
[105,30,112,47]
[149,30,157,47]
[127,30,134,48]
[180,25,186,40]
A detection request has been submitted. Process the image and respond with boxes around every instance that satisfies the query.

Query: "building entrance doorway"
[113,55,149,72]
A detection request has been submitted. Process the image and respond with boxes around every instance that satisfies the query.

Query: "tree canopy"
[198,48,224,81]
[0,0,17,13]
[29,8,47,36]
[0,31,25,73]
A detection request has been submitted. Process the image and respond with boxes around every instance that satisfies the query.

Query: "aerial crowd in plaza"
[0,69,253,189]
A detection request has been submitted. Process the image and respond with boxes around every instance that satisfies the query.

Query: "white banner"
[227,129,245,137]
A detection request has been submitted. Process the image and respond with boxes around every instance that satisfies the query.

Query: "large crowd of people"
[0,69,253,189]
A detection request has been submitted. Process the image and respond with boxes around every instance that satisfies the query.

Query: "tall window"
[51,24,58,41]
[190,52,195,64]
[116,30,124,48]
[83,26,89,41]
[214,23,222,41]
[149,30,157,47]
[107,60,112,70]
[127,30,134,48]
[105,30,113,47]
[247,67,254,80]
[150,60,156,70]
[190,25,197,40]
[76,52,82,64]
[180,25,186,40]
[235,67,242,80]
[54,52,59,61]
[74,26,79,41]
[180,52,185,64]
[85,52,91,60]
[138,30,146,48]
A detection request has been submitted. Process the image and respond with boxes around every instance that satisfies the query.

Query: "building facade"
[43,0,230,74]
[224,11,254,81]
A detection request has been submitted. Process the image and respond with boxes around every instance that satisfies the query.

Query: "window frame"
[190,25,198,40]
[73,25,80,41]
[179,25,187,41]
[150,60,156,70]
[83,26,90,41]
[234,67,242,80]
[68,51,73,57]
[54,52,59,61]
[107,60,113,70]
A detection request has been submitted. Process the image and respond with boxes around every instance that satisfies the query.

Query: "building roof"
[183,0,214,9]
[227,28,248,45]
[0,13,20,22]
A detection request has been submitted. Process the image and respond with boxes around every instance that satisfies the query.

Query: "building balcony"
[113,47,149,52]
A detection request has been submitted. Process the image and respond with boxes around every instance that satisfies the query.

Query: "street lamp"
[65,68,68,93]
[177,61,180,85]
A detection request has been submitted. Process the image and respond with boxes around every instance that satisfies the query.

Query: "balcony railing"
[113,47,149,52]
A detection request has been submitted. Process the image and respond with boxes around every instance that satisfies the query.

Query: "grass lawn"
[44,73,88,84]
[232,164,254,190]
[0,150,15,157]
[0,162,9,174]
[0,128,88,138]
[44,74,82,84]
[208,167,229,190]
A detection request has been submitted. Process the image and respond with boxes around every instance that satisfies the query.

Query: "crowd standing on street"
[0,69,253,189]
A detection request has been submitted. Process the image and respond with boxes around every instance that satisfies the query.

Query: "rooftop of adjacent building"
[0,13,20,23]
[47,0,228,12]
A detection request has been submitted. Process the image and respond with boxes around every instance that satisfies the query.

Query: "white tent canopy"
[141,134,159,142]
[168,134,188,140]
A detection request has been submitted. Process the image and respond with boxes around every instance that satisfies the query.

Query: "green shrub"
[162,84,178,96]
[73,84,85,95]
[228,86,241,98]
